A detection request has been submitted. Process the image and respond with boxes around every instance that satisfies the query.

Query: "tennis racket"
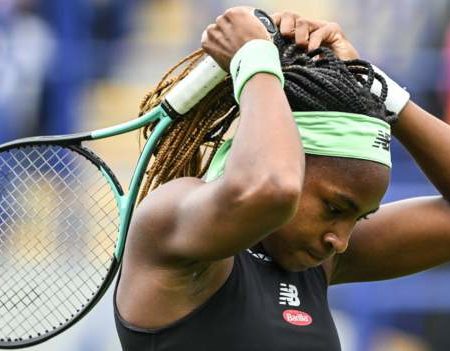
[0,9,277,348]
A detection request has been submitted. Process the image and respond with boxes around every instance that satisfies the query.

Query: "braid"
[275,34,394,123]
[137,37,395,202]
[136,53,238,203]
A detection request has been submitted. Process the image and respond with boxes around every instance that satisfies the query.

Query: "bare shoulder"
[117,177,237,328]
[124,177,205,267]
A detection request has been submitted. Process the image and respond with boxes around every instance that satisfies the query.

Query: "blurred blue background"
[1,0,450,350]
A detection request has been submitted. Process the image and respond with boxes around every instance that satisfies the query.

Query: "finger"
[279,13,296,38]
[307,18,329,29]
[307,24,338,52]
[200,23,215,48]
[271,12,282,26]
[307,28,326,52]
[215,14,226,25]
[215,13,232,34]
[201,30,207,48]
[201,23,225,53]
[294,19,311,47]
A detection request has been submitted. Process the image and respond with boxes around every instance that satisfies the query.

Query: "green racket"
[0,9,277,349]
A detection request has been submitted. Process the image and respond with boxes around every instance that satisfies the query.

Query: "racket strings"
[0,145,119,343]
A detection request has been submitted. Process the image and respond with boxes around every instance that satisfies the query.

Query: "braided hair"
[137,38,395,203]
[275,35,394,122]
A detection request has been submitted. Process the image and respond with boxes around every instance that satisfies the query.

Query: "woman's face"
[262,156,390,272]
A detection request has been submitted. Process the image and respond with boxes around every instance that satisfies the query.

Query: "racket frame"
[0,106,172,348]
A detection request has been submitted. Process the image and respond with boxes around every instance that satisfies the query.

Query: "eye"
[326,202,344,217]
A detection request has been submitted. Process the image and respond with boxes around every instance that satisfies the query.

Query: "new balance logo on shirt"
[278,283,300,307]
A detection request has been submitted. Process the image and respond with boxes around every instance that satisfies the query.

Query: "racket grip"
[163,9,277,116]
[163,56,227,115]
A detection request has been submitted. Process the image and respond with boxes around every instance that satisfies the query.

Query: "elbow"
[263,181,302,223]
[223,173,303,222]
[258,176,303,209]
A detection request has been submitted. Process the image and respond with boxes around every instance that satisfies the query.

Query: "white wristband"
[370,64,410,115]
[230,39,284,104]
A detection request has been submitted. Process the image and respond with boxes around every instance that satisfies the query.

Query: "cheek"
[265,191,329,260]
[292,198,325,236]
[275,203,324,246]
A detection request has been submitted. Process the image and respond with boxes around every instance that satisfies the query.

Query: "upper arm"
[125,176,298,266]
[125,74,303,267]
[327,196,450,285]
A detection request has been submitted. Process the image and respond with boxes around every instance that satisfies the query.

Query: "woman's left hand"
[271,11,359,61]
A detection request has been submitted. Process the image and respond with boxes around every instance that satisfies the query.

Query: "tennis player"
[115,7,450,350]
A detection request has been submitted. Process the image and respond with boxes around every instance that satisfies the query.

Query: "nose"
[323,231,350,254]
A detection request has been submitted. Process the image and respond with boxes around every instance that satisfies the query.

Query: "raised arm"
[393,101,450,200]
[126,8,304,267]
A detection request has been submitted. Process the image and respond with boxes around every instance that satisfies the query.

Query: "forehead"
[304,155,390,209]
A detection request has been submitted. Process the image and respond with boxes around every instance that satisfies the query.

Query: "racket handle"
[163,9,277,116]
[164,56,227,115]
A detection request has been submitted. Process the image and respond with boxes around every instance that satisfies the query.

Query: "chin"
[276,260,311,272]
[273,256,313,272]
[273,250,322,272]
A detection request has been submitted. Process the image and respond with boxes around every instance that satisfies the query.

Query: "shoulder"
[125,177,205,266]
[134,177,204,232]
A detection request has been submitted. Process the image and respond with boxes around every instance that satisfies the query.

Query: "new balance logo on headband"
[279,283,300,307]
[372,130,391,151]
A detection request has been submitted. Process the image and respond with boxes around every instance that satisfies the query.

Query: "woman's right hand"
[271,11,359,61]
[201,7,272,71]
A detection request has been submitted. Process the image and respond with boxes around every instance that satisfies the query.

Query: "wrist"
[230,39,284,104]
[370,64,410,115]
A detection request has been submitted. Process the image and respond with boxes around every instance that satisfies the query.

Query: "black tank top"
[114,250,341,351]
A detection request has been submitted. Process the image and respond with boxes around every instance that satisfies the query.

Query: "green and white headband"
[205,111,391,182]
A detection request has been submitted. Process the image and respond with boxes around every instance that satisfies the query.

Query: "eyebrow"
[335,193,360,213]
[335,192,380,216]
